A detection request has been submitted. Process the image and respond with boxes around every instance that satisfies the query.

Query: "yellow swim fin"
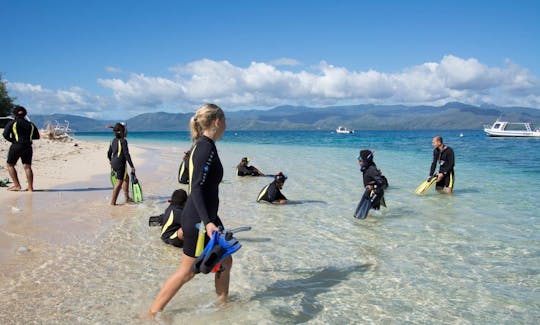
[415,177,437,195]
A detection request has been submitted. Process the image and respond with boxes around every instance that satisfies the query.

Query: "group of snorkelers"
[99,104,455,317]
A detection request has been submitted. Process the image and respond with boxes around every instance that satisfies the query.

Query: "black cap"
[359,150,373,162]
[12,105,27,117]
[275,172,288,182]
[170,189,187,206]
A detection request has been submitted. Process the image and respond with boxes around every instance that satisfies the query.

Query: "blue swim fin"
[192,229,242,274]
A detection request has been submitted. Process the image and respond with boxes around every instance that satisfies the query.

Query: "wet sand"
[0,138,146,277]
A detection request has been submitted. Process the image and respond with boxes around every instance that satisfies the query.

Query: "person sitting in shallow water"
[158,189,187,248]
[257,172,288,204]
[236,157,265,176]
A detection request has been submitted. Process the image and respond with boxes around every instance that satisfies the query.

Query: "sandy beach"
[0,136,146,277]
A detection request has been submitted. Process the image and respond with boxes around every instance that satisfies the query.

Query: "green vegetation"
[0,73,16,117]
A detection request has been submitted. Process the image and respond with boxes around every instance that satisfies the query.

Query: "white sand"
[0,136,146,276]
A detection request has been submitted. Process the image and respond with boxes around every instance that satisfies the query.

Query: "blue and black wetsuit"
[107,137,134,180]
[181,136,224,257]
[257,181,287,203]
[429,146,455,189]
[3,117,40,165]
[160,204,184,248]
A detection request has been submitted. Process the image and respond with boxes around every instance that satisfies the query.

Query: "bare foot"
[7,185,21,191]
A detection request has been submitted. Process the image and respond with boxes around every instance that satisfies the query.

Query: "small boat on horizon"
[484,119,540,137]
[336,126,355,134]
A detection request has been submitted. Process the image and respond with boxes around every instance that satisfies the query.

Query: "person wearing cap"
[257,172,288,204]
[107,122,135,205]
[358,149,386,209]
[2,105,40,191]
[158,189,188,247]
[236,157,265,176]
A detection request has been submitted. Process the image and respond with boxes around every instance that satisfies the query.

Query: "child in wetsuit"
[159,189,187,248]
[107,123,135,205]
[359,150,386,210]
[257,172,288,204]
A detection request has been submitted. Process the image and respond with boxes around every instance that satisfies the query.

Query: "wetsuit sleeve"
[31,122,40,140]
[237,166,250,176]
[121,139,135,168]
[190,141,216,225]
[429,149,438,176]
[364,166,385,187]
[107,140,113,161]
[2,120,15,142]
[275,188,287,201]
[439,148,455,175]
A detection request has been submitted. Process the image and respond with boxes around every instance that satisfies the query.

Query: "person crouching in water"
[257,172,288,204]
[107,123,135,205]
[159,189,187,247]
[236,157,265,176]
[359,150,386,209]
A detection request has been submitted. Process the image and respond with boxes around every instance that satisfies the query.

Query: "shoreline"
[0,137,148,277]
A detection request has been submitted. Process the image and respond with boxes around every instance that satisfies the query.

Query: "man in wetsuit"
[236,157,265,176]
[159,189,188,248]
[429,135,455,194]
[2,106,40,191]
[257,172,288,204]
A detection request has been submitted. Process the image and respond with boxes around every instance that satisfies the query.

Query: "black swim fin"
[354,188,373,219]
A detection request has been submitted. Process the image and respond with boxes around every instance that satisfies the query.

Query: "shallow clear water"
[1,130,538,324]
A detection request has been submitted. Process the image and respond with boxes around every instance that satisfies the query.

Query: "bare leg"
[23,164,34,191]
[123,175,131,202]
[110,179,124,205]
[6,164,22,191]
[215,256,232,304]
[149,254,196,316]
[444,187,453,194]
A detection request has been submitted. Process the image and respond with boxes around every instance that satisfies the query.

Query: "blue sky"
[2,0,539,119]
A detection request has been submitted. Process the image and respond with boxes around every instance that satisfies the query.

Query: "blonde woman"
[148,103,229,315]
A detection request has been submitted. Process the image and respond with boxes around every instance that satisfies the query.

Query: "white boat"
[336,126,354,134]
[484,119,540,137]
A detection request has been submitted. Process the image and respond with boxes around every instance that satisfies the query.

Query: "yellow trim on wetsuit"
[257,184,270,202]
[187,145,196,195]
[448,172,454,188]
[161,210,175,236]
[117,139,122,157]
[12,122,19,142]
[30,124,35,140]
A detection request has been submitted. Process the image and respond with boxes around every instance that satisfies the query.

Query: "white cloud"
[7,82,109,117]
[105,66,123,73]
[270,58,302,67]
[8,55,540,118]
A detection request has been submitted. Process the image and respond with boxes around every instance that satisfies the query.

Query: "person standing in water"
[107,123,135,205]
[148,103,230,316]
[2,105,40,191]
[429,135,455,194]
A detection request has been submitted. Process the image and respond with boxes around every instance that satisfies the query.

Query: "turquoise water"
[2,130,539,324]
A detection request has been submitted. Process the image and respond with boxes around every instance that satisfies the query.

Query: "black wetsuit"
[160,204,184,248]
[361,163,386,210]
[3,117,40,165]
[178,159,189,184]
[107,137,134,180]
[237,165,259,176]
[257,181,287,203]
[429,146,455,188]
[181,136,224,257]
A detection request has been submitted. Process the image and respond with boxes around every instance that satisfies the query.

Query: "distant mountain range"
[29,102,540,132]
